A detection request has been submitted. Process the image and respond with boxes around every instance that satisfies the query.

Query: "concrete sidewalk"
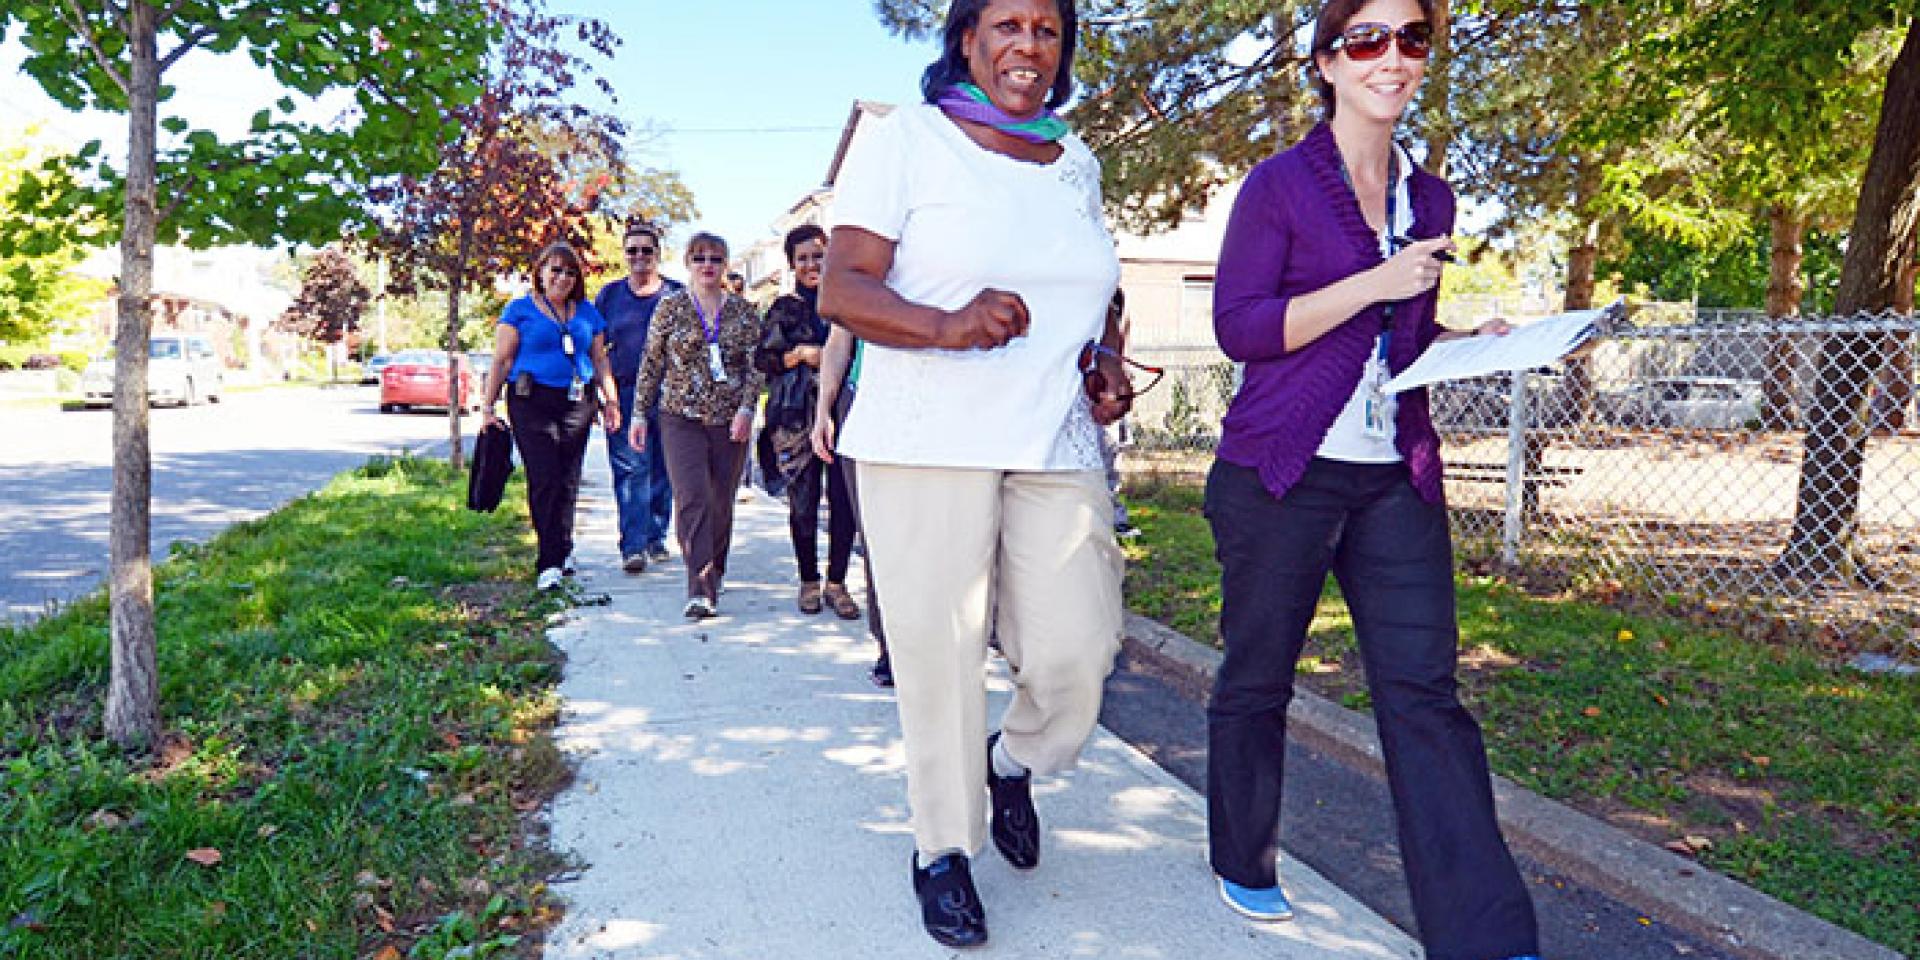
[540,445,1422,959]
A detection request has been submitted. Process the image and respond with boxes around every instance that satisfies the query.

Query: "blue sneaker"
[1217,876,1293,921]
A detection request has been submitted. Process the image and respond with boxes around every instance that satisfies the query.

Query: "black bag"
[467,420,515,512]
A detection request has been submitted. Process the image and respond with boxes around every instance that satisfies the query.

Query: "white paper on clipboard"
[1382,301,1623,395]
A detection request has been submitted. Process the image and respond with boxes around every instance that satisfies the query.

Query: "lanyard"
[536,294,574,354]
[691,292,722,344]
[1336,144,1404,350]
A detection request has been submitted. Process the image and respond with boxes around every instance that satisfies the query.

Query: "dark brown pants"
[659,412,747,601]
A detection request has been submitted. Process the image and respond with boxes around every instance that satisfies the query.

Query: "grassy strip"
[0,457,569,959]
[1121,475,1920,953]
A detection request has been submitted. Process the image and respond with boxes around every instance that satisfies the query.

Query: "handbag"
[467,420,515,512]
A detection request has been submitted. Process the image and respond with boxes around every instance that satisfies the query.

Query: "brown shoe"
[798,580,823,614]
[824,582,862,620]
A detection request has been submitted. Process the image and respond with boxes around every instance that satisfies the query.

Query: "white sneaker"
[536,567,564,591]
[683,596,716,619]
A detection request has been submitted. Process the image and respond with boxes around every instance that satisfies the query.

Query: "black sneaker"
[911,852,987,948]
[986,732,1039,869]
[870,653,894,688]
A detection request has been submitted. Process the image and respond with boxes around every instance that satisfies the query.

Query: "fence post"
[1501,372,1531,565]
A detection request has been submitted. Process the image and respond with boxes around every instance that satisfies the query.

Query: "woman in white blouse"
[817,0,1137,948]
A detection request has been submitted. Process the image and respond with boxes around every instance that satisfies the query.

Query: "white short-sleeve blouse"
[830,102,1119,472]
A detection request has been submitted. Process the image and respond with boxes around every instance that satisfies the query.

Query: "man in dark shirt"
[595,221,683,571]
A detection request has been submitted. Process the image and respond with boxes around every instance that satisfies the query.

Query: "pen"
[1392,236,1457,263]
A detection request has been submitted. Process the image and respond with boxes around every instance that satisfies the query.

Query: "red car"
[379,349,475,413]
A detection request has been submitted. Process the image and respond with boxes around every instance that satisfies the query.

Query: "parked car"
[361,353,395,385]
[80,333,225,408]
[379,349,474,413]
[1604,377,1761,429]
[467,351,494,381]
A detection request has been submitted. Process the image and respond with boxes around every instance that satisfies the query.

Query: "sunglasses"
[1078,342,1165,403]
[624,245,657,256]
[689,254,726,266]
[1328,21,1433,61]
[544,264,580,277]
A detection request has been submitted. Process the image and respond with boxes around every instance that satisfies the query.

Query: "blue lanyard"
[691,292,722,344]
[1337,146,1402,357]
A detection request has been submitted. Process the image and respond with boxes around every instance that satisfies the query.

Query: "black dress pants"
[831,387,884,643]
[507,384,596,573]
[1204,457,1538,960]
[786,449,855,584]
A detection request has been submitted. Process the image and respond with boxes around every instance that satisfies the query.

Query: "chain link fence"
[1125,311,1920,658]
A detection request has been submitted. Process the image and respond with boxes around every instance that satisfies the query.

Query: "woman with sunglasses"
[1204,1,1537,958]
[595,221,683,574]
[819,0,1134,948]
[629,232,764,619]
[755,224,863,620]
[480,241,620,592]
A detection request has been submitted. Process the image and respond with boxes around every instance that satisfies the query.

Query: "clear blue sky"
[0,2,941,256]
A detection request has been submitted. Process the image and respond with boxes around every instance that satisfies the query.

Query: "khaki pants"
[856,463,1124,857]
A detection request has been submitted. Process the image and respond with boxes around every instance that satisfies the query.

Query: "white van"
[80,333,226,408]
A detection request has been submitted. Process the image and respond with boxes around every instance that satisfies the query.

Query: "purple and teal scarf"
[936,82,1069,144]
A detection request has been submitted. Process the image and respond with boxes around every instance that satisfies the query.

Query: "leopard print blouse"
[634,289,766,427]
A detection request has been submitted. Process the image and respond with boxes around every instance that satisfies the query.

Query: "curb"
[1121,612,1906,960]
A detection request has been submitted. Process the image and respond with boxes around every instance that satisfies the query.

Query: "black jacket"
[754,289,829,431]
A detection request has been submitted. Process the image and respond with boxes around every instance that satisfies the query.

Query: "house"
[70,245,300,376]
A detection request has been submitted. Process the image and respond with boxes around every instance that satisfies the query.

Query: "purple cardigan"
[1213,123,1455,504]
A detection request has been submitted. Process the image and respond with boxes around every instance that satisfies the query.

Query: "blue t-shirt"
[501,296,605,389]
[595,276,683,383]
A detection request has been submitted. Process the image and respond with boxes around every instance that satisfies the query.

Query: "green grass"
[0,457,571,959]
[1121,475,1920,954]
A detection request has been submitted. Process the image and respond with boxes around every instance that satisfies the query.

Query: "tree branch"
[53,0,130,97]
[156,171,201,228]
[155,0,194,30]
[157,22,218,74]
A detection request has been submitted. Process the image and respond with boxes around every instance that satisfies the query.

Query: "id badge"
[567,379,583,403]
[707,342,729,382]
[1361,357,1395,440]
[561,333,576,358]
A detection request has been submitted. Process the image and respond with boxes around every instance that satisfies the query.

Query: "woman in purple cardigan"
[1204,1,1540,959]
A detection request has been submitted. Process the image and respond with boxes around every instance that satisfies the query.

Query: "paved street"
[0,385,466,622]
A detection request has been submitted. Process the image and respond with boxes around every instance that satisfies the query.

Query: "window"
[1180,277,1215,335]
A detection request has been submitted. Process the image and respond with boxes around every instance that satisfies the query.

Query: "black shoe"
[870,653,894,688]
[986,732,1039,869]
[911,852,987,948]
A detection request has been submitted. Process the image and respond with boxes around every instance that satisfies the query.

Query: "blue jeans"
[607,380,673,556]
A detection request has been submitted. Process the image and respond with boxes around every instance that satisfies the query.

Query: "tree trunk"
[1420,0,1452,176]
[106,0,160,751]
[1778,20,1920,585]
[1761,206,1807,429]
[1561,163,1602,425]
[446,220,473,472]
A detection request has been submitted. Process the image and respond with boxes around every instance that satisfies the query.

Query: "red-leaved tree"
[364,0,627,470]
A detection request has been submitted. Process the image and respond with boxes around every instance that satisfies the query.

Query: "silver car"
[80,334,226,408]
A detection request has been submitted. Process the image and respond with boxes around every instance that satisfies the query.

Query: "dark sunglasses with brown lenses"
[1328,21,1433,61]
[1078,341,1165,404]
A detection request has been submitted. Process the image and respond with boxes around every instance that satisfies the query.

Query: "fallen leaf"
[1750,755,1771,768]
[373,947,403,960]
[84,810,126,832]
[256,823,279,840]
[1617,629,1635,642]
[373,905,396,933]
[440,731,462,749]
[184,848,223,867]
[1651,693,1670,708]
[1582,706,1603,718]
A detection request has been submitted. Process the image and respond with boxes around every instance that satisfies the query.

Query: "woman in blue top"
[480,242,621,590]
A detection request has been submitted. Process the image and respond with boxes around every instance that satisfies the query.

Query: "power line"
[658,125,840,136]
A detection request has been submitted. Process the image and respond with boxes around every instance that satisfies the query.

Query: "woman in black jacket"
[756,224,860,619]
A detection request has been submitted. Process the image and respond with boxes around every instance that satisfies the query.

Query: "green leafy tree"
[0,0,491,748]
[0,132,107,343]
[364,0,659,471]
